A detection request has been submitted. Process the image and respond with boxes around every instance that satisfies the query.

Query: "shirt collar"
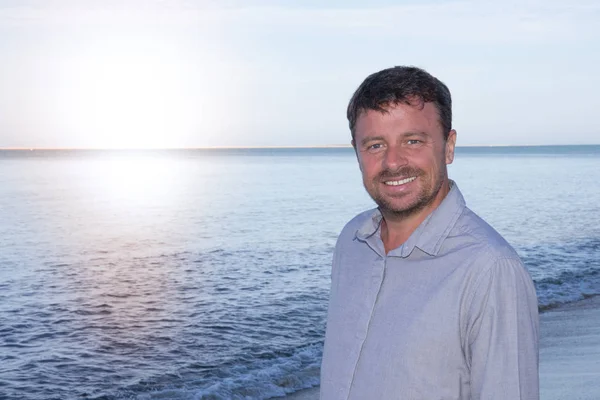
[355,181,466,257]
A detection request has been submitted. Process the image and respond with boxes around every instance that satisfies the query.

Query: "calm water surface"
[1,146,599,399]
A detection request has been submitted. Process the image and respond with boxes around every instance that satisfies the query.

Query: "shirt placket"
[347,245,388,399]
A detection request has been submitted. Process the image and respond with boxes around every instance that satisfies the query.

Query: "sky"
[0,0,599,148]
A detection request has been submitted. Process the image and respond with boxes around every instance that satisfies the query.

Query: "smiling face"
[352,101,456,221]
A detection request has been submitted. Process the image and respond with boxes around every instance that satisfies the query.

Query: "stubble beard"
[367,166,446,220]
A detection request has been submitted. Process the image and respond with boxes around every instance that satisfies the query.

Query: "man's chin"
[378,201,419,216]
[375,195,432,219]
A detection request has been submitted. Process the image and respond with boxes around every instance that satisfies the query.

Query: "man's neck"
[380,181,451,254]
[380,212,428,254]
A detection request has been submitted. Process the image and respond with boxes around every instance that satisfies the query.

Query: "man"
[320,66,539,399]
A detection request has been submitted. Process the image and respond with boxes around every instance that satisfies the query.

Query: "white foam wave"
[137,344,321,400]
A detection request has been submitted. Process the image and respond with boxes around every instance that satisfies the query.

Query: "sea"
[1,145,599,400]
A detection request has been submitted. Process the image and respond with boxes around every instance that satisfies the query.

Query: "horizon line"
[1,143,599,151]
[0,145,352,151]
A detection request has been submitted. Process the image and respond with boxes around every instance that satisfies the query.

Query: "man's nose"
[383,146,408,170]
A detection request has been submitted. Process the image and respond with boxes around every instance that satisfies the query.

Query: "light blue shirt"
[320,182,539,399]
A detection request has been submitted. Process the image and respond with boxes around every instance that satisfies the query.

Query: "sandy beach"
[282,296,600,399]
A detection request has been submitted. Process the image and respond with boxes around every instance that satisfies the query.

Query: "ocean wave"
[135,344,321,400]
[520,238,600,310]
[534,266,600,310]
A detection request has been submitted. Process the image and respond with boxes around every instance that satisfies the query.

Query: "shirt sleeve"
[465,257,540,400]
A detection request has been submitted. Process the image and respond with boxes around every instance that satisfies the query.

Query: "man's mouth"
[383,177,417,186]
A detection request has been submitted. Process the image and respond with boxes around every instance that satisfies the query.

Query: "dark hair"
[347,66,452,140]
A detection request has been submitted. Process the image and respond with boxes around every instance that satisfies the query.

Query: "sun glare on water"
[82,153,191,213]
[59,40,199,149]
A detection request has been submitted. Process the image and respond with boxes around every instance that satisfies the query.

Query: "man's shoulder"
[448,206,521,262]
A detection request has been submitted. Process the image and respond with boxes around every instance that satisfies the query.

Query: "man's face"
[352,101,456,219]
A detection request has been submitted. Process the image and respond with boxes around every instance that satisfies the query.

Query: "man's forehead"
[353,102,445,141]
[365,96,427,112]
[355,101,439,123]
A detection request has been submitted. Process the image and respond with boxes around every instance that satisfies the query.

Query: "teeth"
[384,177,416,186]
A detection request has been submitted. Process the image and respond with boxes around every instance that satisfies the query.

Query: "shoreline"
[539,295,600,399]
[280,295,600,400]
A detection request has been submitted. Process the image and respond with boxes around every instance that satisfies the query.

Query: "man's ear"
[445,130,457,165]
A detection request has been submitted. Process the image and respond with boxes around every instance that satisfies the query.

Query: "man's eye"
[407,140,422,145]
[368,143,383,150]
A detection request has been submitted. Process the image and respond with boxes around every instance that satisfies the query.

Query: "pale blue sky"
[1,0,599,148]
